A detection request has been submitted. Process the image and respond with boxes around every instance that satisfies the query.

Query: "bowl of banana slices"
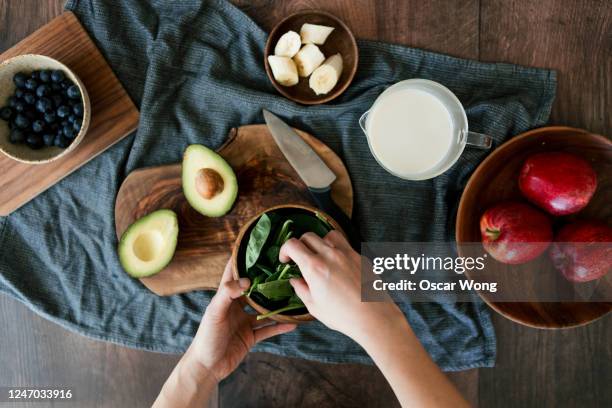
[264,10,358,105]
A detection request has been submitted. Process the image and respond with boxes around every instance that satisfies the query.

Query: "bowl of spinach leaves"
[232,204,343,323]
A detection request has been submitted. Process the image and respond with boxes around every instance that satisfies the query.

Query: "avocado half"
[118,209,179,278]
[182,144,238,217]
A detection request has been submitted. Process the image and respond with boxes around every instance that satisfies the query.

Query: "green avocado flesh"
[118,209,179,278]
[182,144,238,217]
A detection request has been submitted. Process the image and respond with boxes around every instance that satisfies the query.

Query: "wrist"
[351,303,409,349]
[181,345,220,385]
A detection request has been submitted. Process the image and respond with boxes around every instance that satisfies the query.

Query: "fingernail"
[238,278,250,289]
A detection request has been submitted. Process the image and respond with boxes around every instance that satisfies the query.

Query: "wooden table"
[0,0,610,407]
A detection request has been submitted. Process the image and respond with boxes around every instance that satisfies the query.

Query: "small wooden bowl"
[0,54,91,164]
[232,204,344,323]
[264,10,358,105]
[456,126,612,329]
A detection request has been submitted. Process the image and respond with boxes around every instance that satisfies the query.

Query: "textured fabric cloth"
[0,0,556,370]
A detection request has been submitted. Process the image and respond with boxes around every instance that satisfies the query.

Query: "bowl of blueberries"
[0,54,90,164]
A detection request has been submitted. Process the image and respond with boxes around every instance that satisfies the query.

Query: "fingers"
[220,259,235,284]
[254,323,297,343]
[210,277,250,316]
[279,238,315,264]
[289,278,312,304]
[300,232,330,253]
[324,230,352,252]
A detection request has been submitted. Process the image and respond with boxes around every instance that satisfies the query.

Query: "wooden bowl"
[232,204,344,323]
[0,54,91,164]
[456,126,612,329]
[264,10,358,105]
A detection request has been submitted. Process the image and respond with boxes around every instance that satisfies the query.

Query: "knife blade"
[263,109,361,250]
[263,110,336,190]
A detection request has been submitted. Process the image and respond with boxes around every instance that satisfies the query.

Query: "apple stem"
[485,228,501,241]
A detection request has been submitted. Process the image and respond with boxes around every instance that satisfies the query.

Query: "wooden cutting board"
[0,12,139,215]
[115,124,353,296]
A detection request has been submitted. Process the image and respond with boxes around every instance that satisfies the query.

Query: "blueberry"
[32,120,45,133]
[9,129,26,144]
[36,84,50,98]
[66,85,81,100]
[14,101,25,113]
[51,83,62,92]
[8,96,18,108]
[14,114,29,129]
[61,120,68,127]
[13,73,27,88]
[54,134,70,148]
[51,70,65,83]
[25,78,38,90]
[72,102,84,117]
[39,70,51,83]
[23,93,36,105]
[60,80,70,89]
[51,94,63,107]
[0,107,12,121]
[57,105,71,118]
[26,133,44,149]
[24,110,37,121]
[67,115,76,124]
[36,97,53,113]
[15,89,24,99]
[73,120,81,132]
[63,124,76,139]
[30,71,39,80]
[42,133,55,147]
[44,111,57,124]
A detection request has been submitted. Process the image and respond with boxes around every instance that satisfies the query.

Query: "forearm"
[355,308,469,408]
[153,347,218,408]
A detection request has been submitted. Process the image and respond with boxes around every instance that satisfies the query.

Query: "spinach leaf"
[256,303,306,320]
[287,213,331,238]
[245,214,272,270]
[265,245,280,265]
[255,279,294,300]
[254,263,275,277]
[245,274,264,297]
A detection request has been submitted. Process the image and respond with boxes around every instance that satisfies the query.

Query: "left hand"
[187,261,297,381]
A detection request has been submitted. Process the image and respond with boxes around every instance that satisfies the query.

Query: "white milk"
[366,88,454,177]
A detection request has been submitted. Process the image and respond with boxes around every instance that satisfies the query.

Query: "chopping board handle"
[308,187,361,252]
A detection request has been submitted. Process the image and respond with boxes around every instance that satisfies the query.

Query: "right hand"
[280,230,404,342]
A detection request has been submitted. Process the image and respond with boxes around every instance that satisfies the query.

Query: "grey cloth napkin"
[0,0,556,370]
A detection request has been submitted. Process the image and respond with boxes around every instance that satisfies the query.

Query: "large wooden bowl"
[264,10,358,105]
[232,204,344,324]
[456,126,612,329]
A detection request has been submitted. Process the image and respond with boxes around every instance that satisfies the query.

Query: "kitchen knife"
[263,109,361,250]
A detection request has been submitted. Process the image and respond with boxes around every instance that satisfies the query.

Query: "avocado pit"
[195,168,224,199]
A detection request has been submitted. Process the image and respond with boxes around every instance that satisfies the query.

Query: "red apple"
[480,202,553,264]
[519,152,597,216]
[549,221,612,282]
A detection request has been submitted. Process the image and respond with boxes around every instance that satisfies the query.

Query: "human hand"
[187,261,296,381]
[280,231,403,344]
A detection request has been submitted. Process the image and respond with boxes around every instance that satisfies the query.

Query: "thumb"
[290,278,312,305]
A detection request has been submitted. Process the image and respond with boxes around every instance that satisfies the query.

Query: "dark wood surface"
[1,0,610,407]
[0,12,139,216]
[114,125,353,296]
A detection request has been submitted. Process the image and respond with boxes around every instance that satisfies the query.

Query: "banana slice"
[274,30,301,58]
[300,23,335,45]
[309,53,343,95]
[293,44,325,77]
[267,56,299,86]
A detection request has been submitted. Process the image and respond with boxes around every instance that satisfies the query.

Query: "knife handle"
[308,187,361,252]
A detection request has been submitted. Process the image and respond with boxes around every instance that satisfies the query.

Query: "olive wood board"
[115,124,353,296]
[456,126,611,329]
[0,12,139,216]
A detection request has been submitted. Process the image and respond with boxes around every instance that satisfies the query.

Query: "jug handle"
[359,110,369,134]
[465,131,493,150]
